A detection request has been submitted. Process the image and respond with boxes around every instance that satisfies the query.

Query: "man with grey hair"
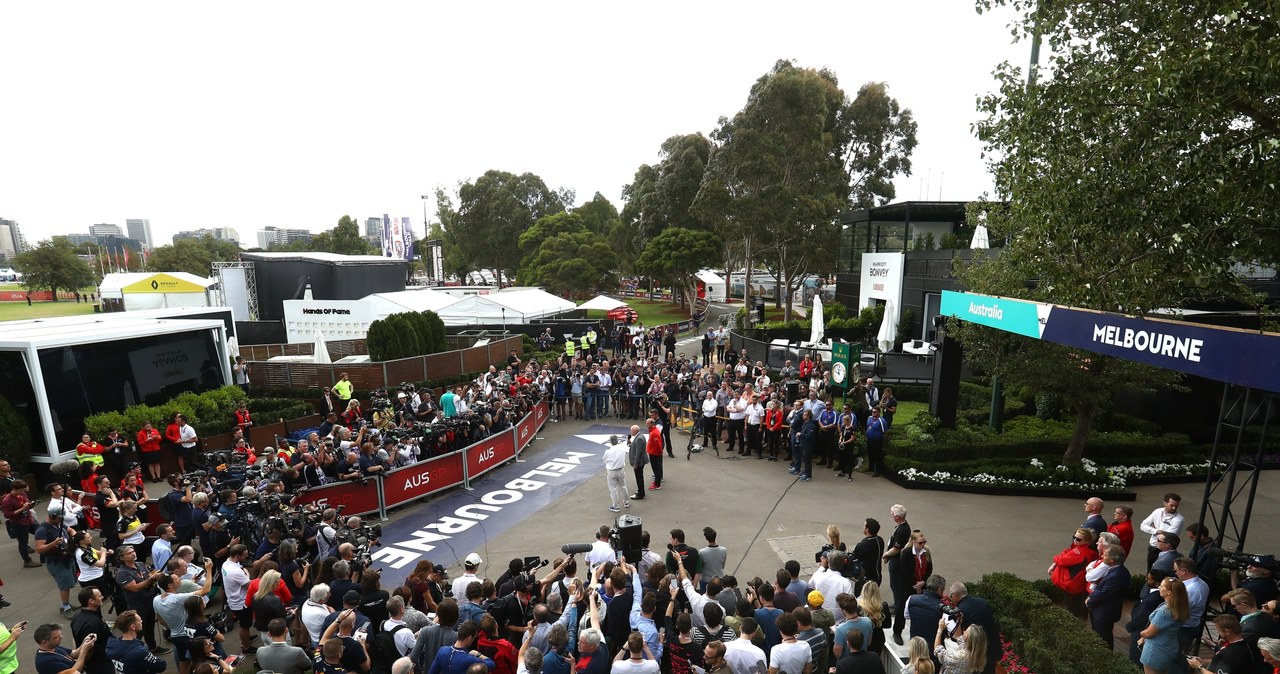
[628,425,649,501]
[810,551,853,614]
[947,582,1000,674]
[883,503,911,645]
[603,435,630,512]
[906,574,946,646]
[392,656,415,674]
[382,596,416,656]
[302,583,333,647]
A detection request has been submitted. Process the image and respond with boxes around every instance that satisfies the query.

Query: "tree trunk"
[1062,404,1096,463]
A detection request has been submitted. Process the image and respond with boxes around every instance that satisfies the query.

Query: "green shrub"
[970,573,1134,674]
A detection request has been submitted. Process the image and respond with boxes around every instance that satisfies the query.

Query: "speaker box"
[930,335,962,428]
[614,515,643,563]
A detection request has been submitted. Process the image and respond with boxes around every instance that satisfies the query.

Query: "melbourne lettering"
[1091,324,1203,362]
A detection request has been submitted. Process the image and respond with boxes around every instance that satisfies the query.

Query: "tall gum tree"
[961,0,1278,461]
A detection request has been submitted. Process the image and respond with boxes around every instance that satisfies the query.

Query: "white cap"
[464,552,482,566]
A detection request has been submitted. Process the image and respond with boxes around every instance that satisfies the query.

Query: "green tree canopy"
[517,212,620,298]
[454,170,567,286]
[954,0,1277,461]
[621,133,713,261]
[146,236,241,277]
[309,216,377,255]
[13,239,95,299]
[636,228,723,314]
[574,192,622,237]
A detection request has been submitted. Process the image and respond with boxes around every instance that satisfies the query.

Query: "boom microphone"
[51,459,81,475]
[561,543,594,555]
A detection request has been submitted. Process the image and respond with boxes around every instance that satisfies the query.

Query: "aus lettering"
[478,448,494,462]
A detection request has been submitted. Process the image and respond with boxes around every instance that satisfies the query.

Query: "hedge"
[83,386,312,440]
[969,573,1135,674]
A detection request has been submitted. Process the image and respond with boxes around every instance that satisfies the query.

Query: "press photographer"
[35,508,79,616]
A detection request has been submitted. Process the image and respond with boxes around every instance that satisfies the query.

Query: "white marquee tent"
[437,287,576,326]
[577,295,628,312]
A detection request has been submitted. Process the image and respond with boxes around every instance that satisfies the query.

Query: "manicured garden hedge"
[83,386,312,440]
[970,573,1135,674]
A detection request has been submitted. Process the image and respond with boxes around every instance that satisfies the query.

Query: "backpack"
[157,490,176,521]
[368,622,409,674]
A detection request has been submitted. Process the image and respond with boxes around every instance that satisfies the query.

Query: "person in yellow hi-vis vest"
[565,339,576,359]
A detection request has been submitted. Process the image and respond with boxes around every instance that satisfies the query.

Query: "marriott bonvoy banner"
[941,291,1280,393]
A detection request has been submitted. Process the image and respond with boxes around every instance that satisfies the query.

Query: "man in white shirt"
[301,584,334,648]
[744,395,765,460]
[1139,493,1184,570]
[693,392,720,454]
[45,484,82,529]
[603,436,630,513]
[1174,556,1209,655]
[587,525,617,567]
[452,553,483,600]
[767,613,812,674]
[809,552,853,614]
[383,596,417,656]
[675,552,711,629]
[222,544,254,655]
[724,618,768,674]
[176,414,199,474]
[726,394,747,456]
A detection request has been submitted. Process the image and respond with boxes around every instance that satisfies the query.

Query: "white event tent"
[437,287,576,326]
[577,295,628,311]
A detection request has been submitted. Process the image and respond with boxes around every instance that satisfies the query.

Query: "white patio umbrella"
[227,335,240,358]
[877,300,898,353]
[313,330,332,364]
[970,222,990,249]
[809,295,825,345]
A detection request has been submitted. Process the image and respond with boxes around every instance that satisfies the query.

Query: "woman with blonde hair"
[1138,576,1189,674]
[858,580,888,653]
[901,636,935,674]
[933,623,987,674]
[250,570,290,644]
[827,524,845,553]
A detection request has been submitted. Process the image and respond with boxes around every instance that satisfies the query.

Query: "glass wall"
[0,351,47,459]
[38,331,222,453]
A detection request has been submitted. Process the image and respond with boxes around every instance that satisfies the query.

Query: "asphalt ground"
[4,411,1278,674]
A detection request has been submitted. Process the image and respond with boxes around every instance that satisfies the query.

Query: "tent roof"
[367,288,461,313]
[241,251,402,264]
[0,314,226,350]
[437,287,575,325]
[578,295,627,311]
[98,272,215,294]
[696,270,726,284]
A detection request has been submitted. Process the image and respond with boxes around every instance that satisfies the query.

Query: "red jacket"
[1051,543,1098,595]
[137,428,162,453]
[1107,520,1134,557]
[765,408,785,432]
[646,426,663,456]
[477,634,518,674]
[165,423,182,445]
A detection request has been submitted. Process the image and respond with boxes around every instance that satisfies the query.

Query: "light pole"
[501,307,506,334]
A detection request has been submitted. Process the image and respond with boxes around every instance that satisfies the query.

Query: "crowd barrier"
[70,400,551,531]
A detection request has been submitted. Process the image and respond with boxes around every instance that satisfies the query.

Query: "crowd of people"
[3,324,1278,674]
[1045,493,1280,674]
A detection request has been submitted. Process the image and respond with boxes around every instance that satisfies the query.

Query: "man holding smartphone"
[1,479,40,568]
[32,623,95,674]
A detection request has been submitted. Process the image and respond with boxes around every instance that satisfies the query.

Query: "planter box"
[884,469,1138,501]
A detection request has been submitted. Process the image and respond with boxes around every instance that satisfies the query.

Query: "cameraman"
[164,475,196,547]
[316,509,339,559]
[35,509,79,616]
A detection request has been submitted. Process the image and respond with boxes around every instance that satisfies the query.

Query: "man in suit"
[1086,547,1129,649]
[1126,569,1169,665]
[1082,497,1108,541]
[627,425,649,501]
[949,582,1000,674]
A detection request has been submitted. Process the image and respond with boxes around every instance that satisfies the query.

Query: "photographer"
[45,484,83,530]
[115,545,171,656]
[164,475,196,547]
[35,509,79,617]
[316,509,339,559]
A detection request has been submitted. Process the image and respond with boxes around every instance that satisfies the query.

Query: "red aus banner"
[292,479,382,516]
[532,401,548,429]
[382,451,466,508]
[464,430,516,480]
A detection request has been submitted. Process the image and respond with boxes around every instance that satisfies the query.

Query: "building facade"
[0,219,28,260]
[126,218,154,250]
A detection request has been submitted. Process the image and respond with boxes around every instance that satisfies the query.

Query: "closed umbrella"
[877,300,897,353]
[809,295,825,345]
[313,330,332,364]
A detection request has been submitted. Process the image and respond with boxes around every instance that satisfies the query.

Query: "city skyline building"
[0,219,28,261]
[126,218,154,250]
[89,223,123,237]
[173,226,240,245]
[256,226,313,249]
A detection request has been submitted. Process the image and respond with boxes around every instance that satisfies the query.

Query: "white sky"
[0,1,1028,246]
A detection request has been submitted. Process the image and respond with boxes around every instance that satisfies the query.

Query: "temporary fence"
[70,400,551,530]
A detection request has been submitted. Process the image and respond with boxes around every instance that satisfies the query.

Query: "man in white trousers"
[603,435,631,512]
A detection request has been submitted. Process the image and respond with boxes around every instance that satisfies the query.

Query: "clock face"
[832,362,847,384]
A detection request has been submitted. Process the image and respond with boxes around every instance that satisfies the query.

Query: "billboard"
[381,215,415,261]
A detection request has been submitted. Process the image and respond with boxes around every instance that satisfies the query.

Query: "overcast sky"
[1,1,1028,247]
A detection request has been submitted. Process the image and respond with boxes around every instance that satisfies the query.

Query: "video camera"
[338,523,382,574]
[1210,549,1277,572]
[561,515,643,564]
[815,545,862,579]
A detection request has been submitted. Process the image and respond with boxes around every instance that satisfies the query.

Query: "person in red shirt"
[76,433,106,468]
[137,421,164,483]
[233,401,253,434]
[476,614,518,674]
[646,418,664,491]
[1108,505,1135,558]
[798,355,815,379]
[164,412,184,469]
[1050,527,1100,617]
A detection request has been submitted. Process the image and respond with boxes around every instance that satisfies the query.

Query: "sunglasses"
[1073,537,1085,542]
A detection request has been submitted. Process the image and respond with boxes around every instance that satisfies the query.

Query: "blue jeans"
[598,390,610,417]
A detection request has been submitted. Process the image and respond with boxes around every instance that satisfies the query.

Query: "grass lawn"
[0,301,98,322]
[895,400,927,421]
[587,298,695,327]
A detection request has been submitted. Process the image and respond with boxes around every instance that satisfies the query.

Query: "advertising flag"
[400,217,414,261]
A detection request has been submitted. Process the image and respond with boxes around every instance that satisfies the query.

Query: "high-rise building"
[172,227,241,245]
[257,226,313,249]
[126,218,154,250]
[0,219,28,260]
[364,217,382,247]
[90,223,123,237]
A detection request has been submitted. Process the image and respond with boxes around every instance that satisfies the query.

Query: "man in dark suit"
[949,582,1000,674]
[1126,569,1169,666]
[1086,547,1129,649]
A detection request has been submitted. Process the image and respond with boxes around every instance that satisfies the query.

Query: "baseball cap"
[465,552,482,566]
[432,564,447,575]
[343,590,361,605]
[807,590,824,608]
[1249,555,1275,570]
